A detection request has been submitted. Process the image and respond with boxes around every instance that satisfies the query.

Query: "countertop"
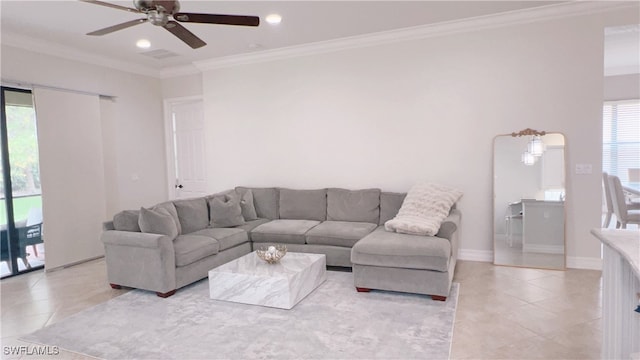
[591,229,640,280]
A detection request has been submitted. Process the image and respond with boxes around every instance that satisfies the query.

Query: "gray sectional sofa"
[102,186,461,300]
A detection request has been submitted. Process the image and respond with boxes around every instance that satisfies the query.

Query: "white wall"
[201,8,639,267]
[1,45,168,218]
[162,73,203,99]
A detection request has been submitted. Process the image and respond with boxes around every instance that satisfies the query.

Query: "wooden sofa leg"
[356,287,371,293]
[431,295,447,301]
[156,290,176,298]
[109,283,122,289]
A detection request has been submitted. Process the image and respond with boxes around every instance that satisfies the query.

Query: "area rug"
[21,271,459,359]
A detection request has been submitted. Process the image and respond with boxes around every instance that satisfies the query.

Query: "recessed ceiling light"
[136,39,151,49]
[265,14,282,25]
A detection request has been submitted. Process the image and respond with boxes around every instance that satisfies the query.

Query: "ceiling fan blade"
[163,21,206,49]
[87,18,148,36]
[173,13,260,27]
[78,0,141,13]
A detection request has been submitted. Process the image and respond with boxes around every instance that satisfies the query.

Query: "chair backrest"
[602,172,613,212]
[26,207,43,227]
[608,175,629,222]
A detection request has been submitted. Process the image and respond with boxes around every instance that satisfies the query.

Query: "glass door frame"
[1,86,43,278]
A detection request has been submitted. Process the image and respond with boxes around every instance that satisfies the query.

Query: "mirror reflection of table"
[521,200,564,255]
[623,182,640,196]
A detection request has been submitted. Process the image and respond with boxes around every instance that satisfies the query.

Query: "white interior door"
[172,101,207,199]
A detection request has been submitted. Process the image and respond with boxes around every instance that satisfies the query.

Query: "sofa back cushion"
[327,188,380,223]
[113,210,141,232]
[379,192,407,225]
[279,188,327,221]
[173,197,209,234]
[236,187,279,220]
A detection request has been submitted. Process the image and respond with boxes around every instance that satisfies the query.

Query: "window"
[602,100,640,183]
[1,87,44,277]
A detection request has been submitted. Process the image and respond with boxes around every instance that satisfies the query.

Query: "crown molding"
[195,1,638,72]
[0,33,163,79]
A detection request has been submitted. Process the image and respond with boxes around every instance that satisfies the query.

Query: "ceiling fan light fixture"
[136,39,151,49]
[265,13,282,25]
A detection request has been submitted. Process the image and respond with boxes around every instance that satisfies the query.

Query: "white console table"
[591,229,640,360]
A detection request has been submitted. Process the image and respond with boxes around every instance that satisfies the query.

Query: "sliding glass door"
[1,86,44,278]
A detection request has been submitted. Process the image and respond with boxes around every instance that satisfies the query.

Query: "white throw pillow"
[385,182,462,236]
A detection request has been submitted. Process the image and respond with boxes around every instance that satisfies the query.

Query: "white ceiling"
[1,1,637,77]
[1,1,566,73]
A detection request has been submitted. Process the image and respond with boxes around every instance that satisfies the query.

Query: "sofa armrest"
[101,230,176,293]
[102,230,170,249]
[436,209,461,241]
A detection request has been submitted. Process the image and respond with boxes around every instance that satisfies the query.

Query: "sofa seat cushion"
[235,218,271,232]
[251,220,320,244]
[190,228,249,251]
[306,221,377,248]
[173,235,220,267]
[351,226,451,272]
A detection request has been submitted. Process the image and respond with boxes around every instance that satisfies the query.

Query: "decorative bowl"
[256,245,287,264]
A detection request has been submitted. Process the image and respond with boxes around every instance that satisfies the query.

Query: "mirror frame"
[492,128,567,270]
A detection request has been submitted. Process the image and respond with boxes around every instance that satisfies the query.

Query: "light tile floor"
[0,259,602,359]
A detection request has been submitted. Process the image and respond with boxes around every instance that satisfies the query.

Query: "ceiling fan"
[79,0,260,49]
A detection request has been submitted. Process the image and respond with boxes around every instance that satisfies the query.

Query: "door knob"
[175,184,183,189]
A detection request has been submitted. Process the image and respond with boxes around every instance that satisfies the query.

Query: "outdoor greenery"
[0,104,42,225]
[3,105,41,196]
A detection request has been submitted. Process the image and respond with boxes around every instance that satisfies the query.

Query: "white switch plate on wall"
[575,164,593,175]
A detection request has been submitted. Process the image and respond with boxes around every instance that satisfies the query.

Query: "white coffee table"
[208,251,327,309]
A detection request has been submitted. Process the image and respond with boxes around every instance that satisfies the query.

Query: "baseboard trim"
[566,256,602,270]
[456,249,602,270]
[522,244,564,255]
[44,255,105,273]
[457,249,493,262]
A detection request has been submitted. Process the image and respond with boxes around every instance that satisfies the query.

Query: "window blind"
[603,100,640,183]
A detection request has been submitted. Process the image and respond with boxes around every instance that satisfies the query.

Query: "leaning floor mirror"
[493,129,566,270]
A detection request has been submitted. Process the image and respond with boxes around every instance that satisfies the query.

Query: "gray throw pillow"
[138,207,178,239]
[238,189,258,221]
[209,193,246,228]
[113,210,141,232]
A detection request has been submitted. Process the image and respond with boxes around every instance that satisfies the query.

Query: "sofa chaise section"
[350,208,461,300]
